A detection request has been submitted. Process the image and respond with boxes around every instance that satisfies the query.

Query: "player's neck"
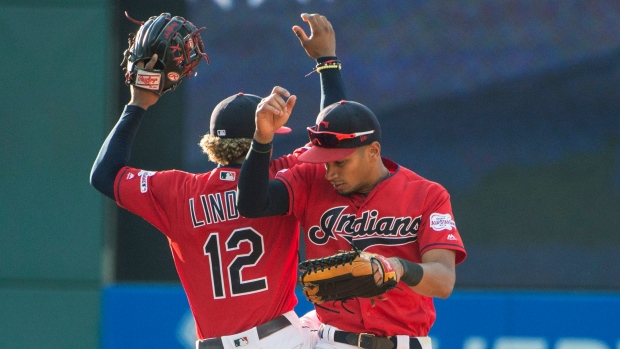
[356,163,391,195]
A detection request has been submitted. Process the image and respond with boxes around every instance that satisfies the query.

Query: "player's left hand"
[373,256,403,285]
[128,54,160,110]
[299,249,398,306]
[254,86,296,143]
[292,13,336,59]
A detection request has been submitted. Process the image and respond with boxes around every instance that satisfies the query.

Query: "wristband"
[317,56,338,64]
[398,258,424,286]
[306,59,342,76]
[250,139,272,154]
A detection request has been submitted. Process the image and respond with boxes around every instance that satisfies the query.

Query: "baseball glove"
[121,12,209,95]
[299,249,398,311]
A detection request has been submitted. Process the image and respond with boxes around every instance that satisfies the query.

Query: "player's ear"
[368,142,381,160]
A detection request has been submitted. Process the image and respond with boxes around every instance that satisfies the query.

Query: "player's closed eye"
[307,126,375,147]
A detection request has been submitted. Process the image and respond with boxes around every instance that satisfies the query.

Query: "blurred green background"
[0,0,185,347]
[0,1,107,347]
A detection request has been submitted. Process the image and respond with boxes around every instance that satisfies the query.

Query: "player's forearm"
[90,105,145,199]
[411,261,456,299]
[318,56,347,109]
[392,252,456,299]
[253,130,275,145]
[237,140,289,217]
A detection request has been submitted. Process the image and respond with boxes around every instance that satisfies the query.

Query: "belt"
[333,330,423,349]
[197,315,291,349]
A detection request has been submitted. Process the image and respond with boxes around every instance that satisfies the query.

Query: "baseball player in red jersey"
[237,18,467,349]
[91,12,344,349]
[90,16,345,346]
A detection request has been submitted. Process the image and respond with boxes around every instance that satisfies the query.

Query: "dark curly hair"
[199,134,252,165]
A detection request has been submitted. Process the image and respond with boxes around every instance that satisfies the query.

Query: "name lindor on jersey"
[188,189,241,227]
[308,206,421,250]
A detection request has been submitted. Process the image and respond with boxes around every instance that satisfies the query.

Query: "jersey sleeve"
[417,184,467,265]
[268,145,310,176]
[114,166,184,235]
[273,163,314,218]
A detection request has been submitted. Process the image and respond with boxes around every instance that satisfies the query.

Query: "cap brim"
[275,126,292,134]
[297,146,357,163]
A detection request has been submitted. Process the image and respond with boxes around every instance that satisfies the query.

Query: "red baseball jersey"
[275,158,467,337]
[114,153,301,339]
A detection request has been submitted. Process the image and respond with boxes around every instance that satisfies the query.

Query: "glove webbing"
[299,249,360,274]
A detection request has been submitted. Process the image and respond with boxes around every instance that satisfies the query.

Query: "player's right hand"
[292,13,336,59]
[254,86,296,144]
[128,54,160,110]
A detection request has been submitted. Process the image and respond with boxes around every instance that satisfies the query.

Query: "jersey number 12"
[203,228,267,298]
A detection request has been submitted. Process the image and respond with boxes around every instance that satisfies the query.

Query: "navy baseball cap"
[298,100,381,163]
[210,92,292,138]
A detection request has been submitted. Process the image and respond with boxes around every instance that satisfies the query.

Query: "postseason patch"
[137,170,156,193]
[429,213,456,231]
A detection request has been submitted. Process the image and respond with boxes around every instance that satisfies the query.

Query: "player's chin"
[335,186,354,197]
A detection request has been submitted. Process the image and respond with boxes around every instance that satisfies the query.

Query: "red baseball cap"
[298,100,381,163]
[210,92,291,138]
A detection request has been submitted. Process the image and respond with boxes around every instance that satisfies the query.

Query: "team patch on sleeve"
[429,213,456,231]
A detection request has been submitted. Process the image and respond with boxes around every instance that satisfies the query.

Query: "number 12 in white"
[203,228,267,298]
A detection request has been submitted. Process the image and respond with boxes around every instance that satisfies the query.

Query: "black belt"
[197,315,291,349]
[333,330,423,349]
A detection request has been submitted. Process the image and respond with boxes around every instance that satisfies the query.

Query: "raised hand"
[128,54,160,110]
[254,86,296,144]
[292,13,336,59]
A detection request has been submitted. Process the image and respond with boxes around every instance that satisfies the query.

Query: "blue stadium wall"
[101,284,620,349]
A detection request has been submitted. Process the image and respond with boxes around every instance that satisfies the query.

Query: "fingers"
[292,25,309,41]
[260,87,295,115]
[304,13,331,35]
[135,54,158,69]
[271,86,293,113]
[271,86,291,98]
[145,54,158,69]
[254,87,294,143]
[293,13,323,42]
[372,260,383,285]
[286,94,297,112]
[258,99,285,116]
[303,13,320,29]
[294,13,336,58]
